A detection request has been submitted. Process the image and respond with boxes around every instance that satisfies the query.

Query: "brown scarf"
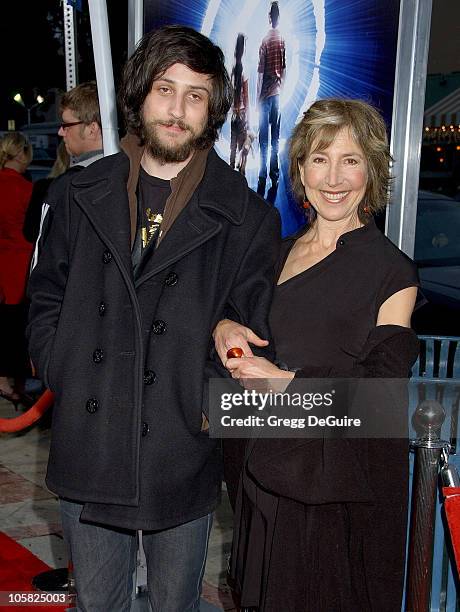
[120,133,211,248]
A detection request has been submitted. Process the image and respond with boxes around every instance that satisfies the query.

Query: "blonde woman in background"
[0,132,34,406]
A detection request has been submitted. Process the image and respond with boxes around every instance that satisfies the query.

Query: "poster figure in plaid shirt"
[257,1,286,198]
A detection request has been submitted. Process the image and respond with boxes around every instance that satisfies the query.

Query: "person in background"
[0,132,33,406]
[214,98,419,611]
[58,80,103,164]
[230,33,250,175]
[29,81,103,268]
[23,141,70,244]
[257,1,285,197]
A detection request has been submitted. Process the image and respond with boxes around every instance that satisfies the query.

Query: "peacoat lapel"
[70,148,250,287]
[134,149,250,287]
[71,153,134,279]
[133,194,222,285]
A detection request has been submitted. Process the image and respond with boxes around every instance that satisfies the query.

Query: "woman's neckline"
[277,220,374,287]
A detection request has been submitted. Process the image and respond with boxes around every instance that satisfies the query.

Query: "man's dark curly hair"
[119,25,233,148]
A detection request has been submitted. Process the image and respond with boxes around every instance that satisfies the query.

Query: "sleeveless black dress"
[270,218,418,372]
[232,219,419,612]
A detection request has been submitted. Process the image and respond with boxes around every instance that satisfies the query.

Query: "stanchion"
[405,399,448,612]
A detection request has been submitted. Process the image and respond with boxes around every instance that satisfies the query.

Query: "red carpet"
[0,532,69,611]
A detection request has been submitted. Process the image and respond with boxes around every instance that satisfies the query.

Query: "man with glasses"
[58,81,103,164]
[31,82,103,265]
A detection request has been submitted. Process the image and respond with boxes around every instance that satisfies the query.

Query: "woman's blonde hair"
[48,141,70,179]
[289,98,392,222]
[0,132,33,169]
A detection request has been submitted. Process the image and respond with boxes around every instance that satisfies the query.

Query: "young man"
[27,25,280,611]
[257,1,286,197]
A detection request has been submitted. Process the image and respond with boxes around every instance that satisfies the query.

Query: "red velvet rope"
[0,390,54,433]
[443,486,460,573]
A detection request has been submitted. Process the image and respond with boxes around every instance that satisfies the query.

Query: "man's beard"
[142,118,206,164]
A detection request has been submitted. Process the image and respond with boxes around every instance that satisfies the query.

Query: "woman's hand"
[213,319,269,365]
[226,355,295,393]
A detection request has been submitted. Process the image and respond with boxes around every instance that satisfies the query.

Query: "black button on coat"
[164,272,178,286]
[86,398,99,413]
[27,149,281,530]
[151,320,166,335]
[143,369,156,385]
[92,348,104,363]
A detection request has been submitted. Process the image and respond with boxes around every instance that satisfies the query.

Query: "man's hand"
[212,319,269,365]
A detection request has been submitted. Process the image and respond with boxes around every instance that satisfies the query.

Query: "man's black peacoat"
[27,148,280,530]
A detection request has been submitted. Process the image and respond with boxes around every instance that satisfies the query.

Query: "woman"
[0,132,33,405]
[230,33,250,174]
[214,99,419,611]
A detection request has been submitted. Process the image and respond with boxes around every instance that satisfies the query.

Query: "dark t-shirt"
[137,166,170,252]
[269,218,420,372]
[132,167,171,273]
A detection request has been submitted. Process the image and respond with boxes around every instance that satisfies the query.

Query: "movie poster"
[144,0,400,235]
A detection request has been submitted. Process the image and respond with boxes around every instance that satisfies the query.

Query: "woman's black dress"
[231,219,420,612]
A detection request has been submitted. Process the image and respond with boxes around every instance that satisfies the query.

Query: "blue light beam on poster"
[144,0,399,236]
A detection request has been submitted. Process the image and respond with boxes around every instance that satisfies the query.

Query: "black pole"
[405,399,447,612]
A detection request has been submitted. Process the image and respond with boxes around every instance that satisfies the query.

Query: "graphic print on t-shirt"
[142,208,163,249]
[137,166,171,253]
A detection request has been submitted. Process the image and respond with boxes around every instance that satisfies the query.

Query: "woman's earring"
[363,205,370,214]
[303,199,311,209]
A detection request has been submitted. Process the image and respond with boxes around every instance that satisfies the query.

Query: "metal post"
[128,0,144,57]
[405,399,448,612]
[63,2,78,90]
[87,0,120,155]
[386,0,433,257]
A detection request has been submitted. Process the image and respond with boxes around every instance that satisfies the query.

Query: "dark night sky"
[427,2,460,74]
[0,1,128,129]
[1,1,458,130]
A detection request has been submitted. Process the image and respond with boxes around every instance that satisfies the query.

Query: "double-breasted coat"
[27,148,280,530]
